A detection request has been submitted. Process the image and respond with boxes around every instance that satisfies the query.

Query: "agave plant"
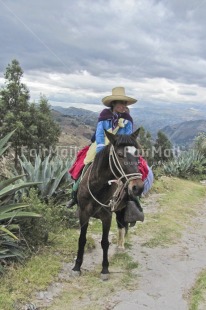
[163,149,206,177]
[18,153,72,201]
[0,132,41,269]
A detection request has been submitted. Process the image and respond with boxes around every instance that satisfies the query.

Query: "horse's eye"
[117,152,124,158]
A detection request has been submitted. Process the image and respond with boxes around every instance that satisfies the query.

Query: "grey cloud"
[1,0,206,106]
[178,90,197,96]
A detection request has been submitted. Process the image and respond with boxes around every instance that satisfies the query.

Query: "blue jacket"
[96,119,133,152]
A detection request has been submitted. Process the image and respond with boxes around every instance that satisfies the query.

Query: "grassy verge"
[135,176,206,248]
[0,229,79,310]
[1,177,206,309]
[189,269,206,310]
[0,219,134,310]
[189,270,206,310]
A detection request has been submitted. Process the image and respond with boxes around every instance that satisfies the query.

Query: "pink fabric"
[68,145,90,180]
[138,156,149,181]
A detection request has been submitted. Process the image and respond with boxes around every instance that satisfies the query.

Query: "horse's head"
[105,128,144,199]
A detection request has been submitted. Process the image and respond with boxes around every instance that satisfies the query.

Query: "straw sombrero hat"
[102,87,137,107]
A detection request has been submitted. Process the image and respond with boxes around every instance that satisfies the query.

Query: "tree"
[34,95,61,154]
[0,59,31,166]
[154,131,173,163]
[0,60,61,164]
[194,133,206,156]
[138,126,153,165]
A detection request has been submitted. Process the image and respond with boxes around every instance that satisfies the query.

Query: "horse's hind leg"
[101,214,112,280]
[72,210,89,275]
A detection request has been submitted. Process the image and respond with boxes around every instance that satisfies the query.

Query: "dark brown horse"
[72,128,144,280]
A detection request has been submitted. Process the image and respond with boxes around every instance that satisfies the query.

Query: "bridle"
[86,144,142,210]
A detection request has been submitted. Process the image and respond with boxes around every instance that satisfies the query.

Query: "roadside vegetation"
[135,177,206,247]
[0,176,206,309]
[1,59,206,309]
[189,269,206,310]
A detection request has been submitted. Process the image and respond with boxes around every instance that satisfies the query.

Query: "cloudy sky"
[0,0,206,111]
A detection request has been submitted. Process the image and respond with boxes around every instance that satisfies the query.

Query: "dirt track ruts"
[108,199,206,310]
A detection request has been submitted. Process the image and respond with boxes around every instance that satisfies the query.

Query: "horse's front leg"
[101,214,112,280]
[72,209,89,276]
[116,209,128,250]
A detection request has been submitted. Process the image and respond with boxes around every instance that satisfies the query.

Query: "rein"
[87,144,142,211]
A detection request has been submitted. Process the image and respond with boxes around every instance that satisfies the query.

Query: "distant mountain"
[161,119,206,146]
[51,103,206,147]
[52,103,206,134]
[51,109,96,148]
[130,102,206,134]
[52,106,98,127]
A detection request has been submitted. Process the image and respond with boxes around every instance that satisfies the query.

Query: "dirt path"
[107,200,206,310]
[27,195,206,310]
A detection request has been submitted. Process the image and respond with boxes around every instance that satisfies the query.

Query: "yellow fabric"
[84,118,125,165]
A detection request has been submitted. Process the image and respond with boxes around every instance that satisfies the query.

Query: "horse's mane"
[92,134,140,175]
[92,144,110,173]
[114,134,139,148]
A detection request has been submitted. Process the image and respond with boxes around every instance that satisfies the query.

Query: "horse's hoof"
[71,270,81,277]
[101,273,109,281]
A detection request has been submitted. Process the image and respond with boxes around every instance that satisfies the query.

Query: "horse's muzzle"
[128,178,144,198]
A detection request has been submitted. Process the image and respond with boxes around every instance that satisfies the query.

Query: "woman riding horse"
[72,128,144,279]
[71,87,153,279]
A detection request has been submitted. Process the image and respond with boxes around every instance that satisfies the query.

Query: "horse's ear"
[131,128,141,140]
[104,130,117,145]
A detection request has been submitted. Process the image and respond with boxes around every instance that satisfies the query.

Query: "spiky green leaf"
[0,203,29,213]
[0,130,15,156]
[0,174,26,191]
[0,226,19,240]
[0,181,42,199]
[0,211,41,221]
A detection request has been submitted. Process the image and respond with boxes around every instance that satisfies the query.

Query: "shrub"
[17,153,72,203]
[194,132,206,157]
[20,189,79,248]
[0,132,41,271]
[163,149,206,178]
